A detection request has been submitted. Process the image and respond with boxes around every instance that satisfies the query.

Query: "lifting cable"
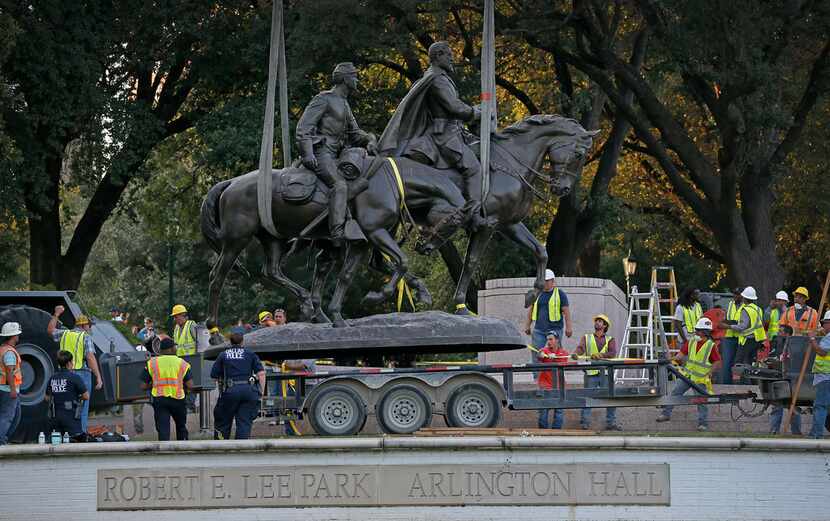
[257,0,291,238]
[479,0,496,216]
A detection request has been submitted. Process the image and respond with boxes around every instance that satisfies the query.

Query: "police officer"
[211,333,266,439]
[45,350,89,438]
[139,337,193,441]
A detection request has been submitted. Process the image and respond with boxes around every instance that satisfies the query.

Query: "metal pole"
[479,0,496,211]
[167,243,175,330]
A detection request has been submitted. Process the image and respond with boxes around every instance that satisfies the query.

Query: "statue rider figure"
[296,62,376,244]
[378,41,484,228]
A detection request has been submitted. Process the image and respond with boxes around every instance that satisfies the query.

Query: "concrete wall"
[478,277,628,365]
[0,437,826,521]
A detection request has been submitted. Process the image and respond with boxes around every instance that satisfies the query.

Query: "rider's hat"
[332,62,357,77]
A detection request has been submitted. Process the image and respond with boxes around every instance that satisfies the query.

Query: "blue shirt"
[46,369,87,408]
[533,288,569,332]
[211,346,264,381]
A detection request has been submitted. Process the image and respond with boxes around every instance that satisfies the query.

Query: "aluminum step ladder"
[615,285,671,385]
[651,266,681,356]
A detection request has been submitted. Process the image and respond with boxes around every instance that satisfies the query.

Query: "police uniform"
[211,344,264,439]
[46,368,87,436]
[141,353,192,441]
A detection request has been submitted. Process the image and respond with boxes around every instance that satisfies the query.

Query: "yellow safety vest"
[813,341,830,374]
[767,308,781,338]
[584,333,612,376]
[680,337,715,391]
[681,303,703,333]
[725,301,741,338]
[531,288,561,323]
[739,303,767,345]
[147,355,190,399]
[173,320,197,356]
[59,330,87,370]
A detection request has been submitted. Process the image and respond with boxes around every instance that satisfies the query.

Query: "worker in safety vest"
[717,288,743,384]
[673,288,703,348]
[0,322,23,445]
[573,314,620,431]
[524,269,572,357]
[47,306,104,433]
[170,304,198,356]
[211,332,266,440]
[780,287,819,336]
[535,331,569,430]
[808,310,830,438]
[656,317,722,431]
[725,287,767,373]
[765,291,789,341]
[140,337,193,440]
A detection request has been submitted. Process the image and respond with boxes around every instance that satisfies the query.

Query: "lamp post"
[622,249,638,297]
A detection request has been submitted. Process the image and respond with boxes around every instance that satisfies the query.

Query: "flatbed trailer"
[262,359,754,435]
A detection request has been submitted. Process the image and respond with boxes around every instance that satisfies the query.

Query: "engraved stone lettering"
[613,472,631,497]
[530,472,550,496]
[276,474,291,498]
[169,476,184,501]
[301,474,315,498]
[242,474,257,499]
[154,476,167,500]
[335,473,349,498]
[314,474,331,498]
[259,474,275,499]
[408,473,426,498]
[211,475,226,499]
[648,471,662,496]
[353,472,371,498]
[139,476,151,500]
[120,477,137,502]
[496,472,513,496]
[588,471,610,497]
[104,477,117,502]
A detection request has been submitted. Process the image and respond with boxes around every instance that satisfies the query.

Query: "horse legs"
[328,243,370,327]
[208,238,248,325]
[362,229,410,306]
[499,222,548,307]
[309,248,336,324]
[259,236,315,321]
[453,226,495,315]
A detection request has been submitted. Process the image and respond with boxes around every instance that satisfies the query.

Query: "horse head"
[494,114,598,198]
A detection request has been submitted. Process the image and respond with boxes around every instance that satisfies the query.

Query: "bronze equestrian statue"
[378,41,485,230]
[296,62,377,245]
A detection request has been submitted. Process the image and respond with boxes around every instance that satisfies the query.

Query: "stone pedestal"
[477,277,628,365]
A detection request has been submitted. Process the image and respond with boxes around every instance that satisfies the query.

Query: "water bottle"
[62,432,70,444]
[50,430,61,445]
[37,432,45,444]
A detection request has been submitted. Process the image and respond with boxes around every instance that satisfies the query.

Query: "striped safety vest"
[739,303,767,345]
[59,330,87,370]
[813,340,830,374]
[0,344,22,387]
[532,288,561,323]
[724,301,741,338]
[680,303,703,334]
[680,337,715,390]
[767,307,782,338]
[584,333,612,376]
[173,320,197,356]
[147,355,190,399]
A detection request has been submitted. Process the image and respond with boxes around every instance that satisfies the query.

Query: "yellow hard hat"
[170,304,188,317]
[793,287,809,298]
[258,311,274,323]
[75,315,90,326]
[593,314,611,329]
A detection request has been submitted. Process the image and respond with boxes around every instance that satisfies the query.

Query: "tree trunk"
[25,156,62,288]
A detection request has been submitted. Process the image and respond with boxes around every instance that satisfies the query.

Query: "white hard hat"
[822,310,830,323]
[740,286,758,300]
[694,317,713,331]
[544,269,555,281]
[775,291,789,302]
[0,322,22,337]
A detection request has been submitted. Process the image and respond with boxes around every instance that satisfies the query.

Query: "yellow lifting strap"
[382,251,416,312]
[386,157,408,213]
[382,157,417,313]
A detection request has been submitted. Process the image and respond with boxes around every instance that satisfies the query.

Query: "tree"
[511,0,830,299]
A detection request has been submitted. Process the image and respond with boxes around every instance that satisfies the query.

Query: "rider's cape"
[377,66,451,168]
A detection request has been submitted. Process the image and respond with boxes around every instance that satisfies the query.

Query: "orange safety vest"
[147,355,190,399]
[780,306,818,335]
[0,344,22,387]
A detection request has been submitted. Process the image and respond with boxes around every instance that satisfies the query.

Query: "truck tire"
[377,384,432,434]
[308,384,366,436]
[446,383,501,429]
[0,306,58,442]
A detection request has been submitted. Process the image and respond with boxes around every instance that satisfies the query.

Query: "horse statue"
[201,114,596,326]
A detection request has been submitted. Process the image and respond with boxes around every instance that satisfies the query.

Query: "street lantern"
[622,249,638,297]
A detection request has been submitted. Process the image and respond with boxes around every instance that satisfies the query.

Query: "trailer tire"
[0,306,58,442]
[377,384,432,434]
[308,384,366,436]
[446,383,501,429]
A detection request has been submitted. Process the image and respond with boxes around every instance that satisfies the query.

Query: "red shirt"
[538,345,569,390]
[680,337,721,363]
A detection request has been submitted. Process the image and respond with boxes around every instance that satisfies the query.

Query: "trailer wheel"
[377,384,432,434]
[446,383,501,429]
[308,384,366,436]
